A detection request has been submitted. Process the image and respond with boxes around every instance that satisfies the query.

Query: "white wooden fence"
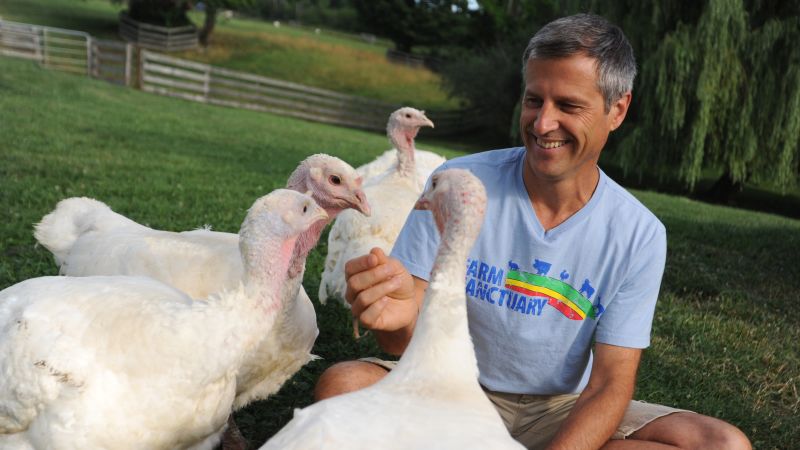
[118,12,198,52]
[139,50,482,135]
[0,19,133,85]
[0,18,482,135]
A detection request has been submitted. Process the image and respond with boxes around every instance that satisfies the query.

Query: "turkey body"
[262,170,524,450]
[318,174,420,305]
[319,107,434,305]
[33,155,369,408]
[0,276,242,450]
[0,190,325,450]
[357,148,446,190]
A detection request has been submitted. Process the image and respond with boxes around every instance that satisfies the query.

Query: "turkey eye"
[303,205,308,213]
[405,114,411,118]
[329,175,341,185]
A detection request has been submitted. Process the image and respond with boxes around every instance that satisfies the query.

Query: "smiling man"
[315,14,751,450]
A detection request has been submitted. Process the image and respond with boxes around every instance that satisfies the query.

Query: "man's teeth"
[536,138,568,149]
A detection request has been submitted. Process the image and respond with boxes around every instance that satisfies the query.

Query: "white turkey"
[356,106,443,190]
[33,154,368,404]
[260,169,523,450]
[0,189,326,450]
[318,109,433,306]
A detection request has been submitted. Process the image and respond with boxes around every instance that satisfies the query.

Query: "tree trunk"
[701,170,745,204]
[199,5,218,47]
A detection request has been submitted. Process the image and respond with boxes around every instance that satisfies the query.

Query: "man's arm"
[345,247,427,355]
[545,343,641,450]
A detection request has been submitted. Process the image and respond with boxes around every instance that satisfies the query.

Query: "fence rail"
[0,18,482,136]
[118,12,198,52]
[139,50,482,135]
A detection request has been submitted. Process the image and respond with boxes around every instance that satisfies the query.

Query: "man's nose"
[533,102,559,135]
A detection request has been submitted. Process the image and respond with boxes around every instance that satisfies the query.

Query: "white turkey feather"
[319,107,434,305]
[261,169,523,450]
[0,190,326,450]
[32,155,369,410]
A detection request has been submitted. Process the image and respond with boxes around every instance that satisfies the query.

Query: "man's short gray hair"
[522,13,636,110]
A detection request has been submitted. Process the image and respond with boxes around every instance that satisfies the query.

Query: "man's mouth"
[535,136,569,149]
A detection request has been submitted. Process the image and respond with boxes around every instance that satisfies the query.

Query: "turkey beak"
[351,189,371,217]
[313,204,329,223]
[421,116,434,129]
[414,197,431,211]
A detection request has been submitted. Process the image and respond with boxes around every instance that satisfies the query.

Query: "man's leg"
[313,362,751,450]
[314,360,389,401]
[602,411,751,450]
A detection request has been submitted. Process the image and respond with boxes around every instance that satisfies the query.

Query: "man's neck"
[522,166,600,231]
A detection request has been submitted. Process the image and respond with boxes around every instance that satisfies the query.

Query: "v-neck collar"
[513,152,607,241]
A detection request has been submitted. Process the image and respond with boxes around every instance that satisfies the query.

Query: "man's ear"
[609,91,632,131]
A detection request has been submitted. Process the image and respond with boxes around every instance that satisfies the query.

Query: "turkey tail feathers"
[34,197,118,266]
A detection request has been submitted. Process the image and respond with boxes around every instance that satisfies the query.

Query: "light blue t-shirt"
[391,147,667,395]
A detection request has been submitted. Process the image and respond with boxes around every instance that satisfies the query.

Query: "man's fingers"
[356,296,389,331]
[346,261,399,303]
[370,247,389,264]
[344,252,378,279]
[350,276,401,317]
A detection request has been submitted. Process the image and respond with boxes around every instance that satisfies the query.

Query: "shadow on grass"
[602,163,800,220]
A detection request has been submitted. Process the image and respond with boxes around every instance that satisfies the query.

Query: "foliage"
[245,0,362,32]
[436,0,560,143]
[126,0,192,26]
[196,0,255,45]
[1,57,798,448]
[590,0,800,193]
[352,0,474,52]
[438,0,800,194]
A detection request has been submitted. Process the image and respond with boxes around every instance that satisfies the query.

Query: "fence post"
[42,28,48,67]
[124,43,132,87]
[33,27,43,63]
[86,35,92,77]
[137,48,146,90]
[203,64,211,101]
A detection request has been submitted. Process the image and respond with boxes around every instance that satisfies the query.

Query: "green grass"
[0,0,460,109]
[0,0,124,38]
[1,57,798,449]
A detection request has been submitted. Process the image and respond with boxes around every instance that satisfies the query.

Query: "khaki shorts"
[360,357,692,450]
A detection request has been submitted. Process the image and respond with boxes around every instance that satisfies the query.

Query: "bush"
[127,0,192,27]
[439,43,526,145]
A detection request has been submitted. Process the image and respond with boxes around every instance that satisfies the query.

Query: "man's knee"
[631,412,751,450]
[314,360,389,401]
[701,419,751,450]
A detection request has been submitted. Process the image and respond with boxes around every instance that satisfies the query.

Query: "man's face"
[519,54,630,183]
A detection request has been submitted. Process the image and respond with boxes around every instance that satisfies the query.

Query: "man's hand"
[345,247,420,334]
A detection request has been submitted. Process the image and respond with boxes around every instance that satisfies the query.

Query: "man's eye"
[525,98,542,107]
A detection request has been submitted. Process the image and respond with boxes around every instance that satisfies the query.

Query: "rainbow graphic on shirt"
[505,270,598,321]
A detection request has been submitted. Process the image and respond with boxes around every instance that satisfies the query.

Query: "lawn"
[0,0,460,109]
[1,56,798,449]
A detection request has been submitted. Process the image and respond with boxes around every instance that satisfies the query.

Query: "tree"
[437,0,560,141]
[606,0,800,196]
[198,0,255,46]
[353,0,473,53]
[125,0,192,27]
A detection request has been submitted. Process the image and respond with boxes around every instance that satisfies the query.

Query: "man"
[315,14,751,450]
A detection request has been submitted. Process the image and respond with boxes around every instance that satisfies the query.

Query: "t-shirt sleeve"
[390,208,440,281]
[594,224,667,348]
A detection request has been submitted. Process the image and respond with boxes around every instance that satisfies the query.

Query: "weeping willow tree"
[607,0,800,196]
